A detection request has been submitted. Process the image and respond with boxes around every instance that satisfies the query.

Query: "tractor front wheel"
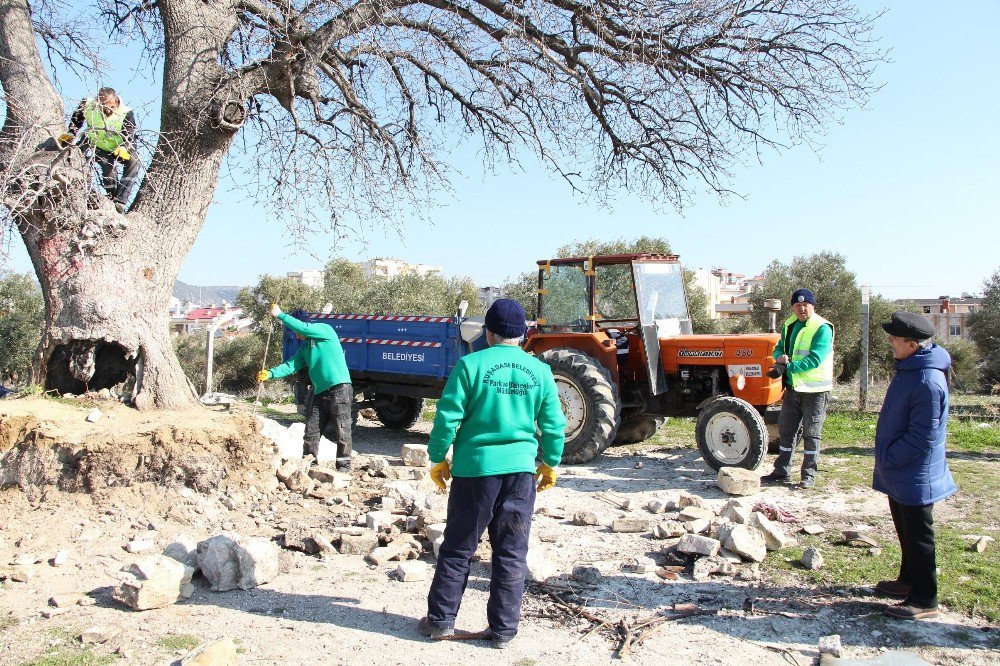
[696,396,767,471]
[538,349,620,464]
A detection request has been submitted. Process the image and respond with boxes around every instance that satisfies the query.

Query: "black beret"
[881,311,936,341]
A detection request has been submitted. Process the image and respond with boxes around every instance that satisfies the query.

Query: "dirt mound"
[0,396,274,501]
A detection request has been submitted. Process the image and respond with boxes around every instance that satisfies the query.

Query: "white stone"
[750,512,794,551]
[717,467,761,496]
[366,511,394,532]
[180,638,237,666]
[818,635,842,658]
[525,535,558,582]
[720,499,753,525]
[401,444,430,467]
[720,524,767,563]
[396,560,429,582]
[81,626,120,644]
[675,534,721,557]
[196,533,280,591]
[126,539,155,554]
[801,546,824,570]
[113,555,194,610]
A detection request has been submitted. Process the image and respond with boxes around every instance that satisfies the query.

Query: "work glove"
[256,369,271,383]
[57,133,74,147]
[269,302,282,317]
[535,463,557,492]
[112,146,131,161]
[766,362,786,379]
[430,460,451,491]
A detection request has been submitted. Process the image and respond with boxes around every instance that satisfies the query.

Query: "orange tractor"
[524,254,784,468]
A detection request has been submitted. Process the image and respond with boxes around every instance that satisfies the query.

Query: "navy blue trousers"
[426,472,535,638]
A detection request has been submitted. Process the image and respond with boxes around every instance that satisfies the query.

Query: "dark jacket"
[873,344,957,506]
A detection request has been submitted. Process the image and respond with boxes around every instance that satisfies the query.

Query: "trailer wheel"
[538,349,620,464]
[611,416,665,446]
[696,396,767,471]
[373,394,424,430]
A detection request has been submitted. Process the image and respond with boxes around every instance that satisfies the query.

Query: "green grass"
[20,651,116,666]
[762,406,1000,622]
[156,635,200,652]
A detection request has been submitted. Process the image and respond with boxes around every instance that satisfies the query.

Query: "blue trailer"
[282,312,489,428]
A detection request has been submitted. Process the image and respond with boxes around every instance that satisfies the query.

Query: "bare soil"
[0,397,997,666]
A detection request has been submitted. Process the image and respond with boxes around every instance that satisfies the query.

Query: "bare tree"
[0,0,883,409]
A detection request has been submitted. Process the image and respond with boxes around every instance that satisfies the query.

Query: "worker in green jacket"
[419,299,565,649]
[762,288,835,488]
[58,87,141,213]
[257,304,354,471]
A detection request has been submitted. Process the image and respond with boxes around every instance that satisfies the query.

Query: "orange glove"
[535,463,557,492]
[430,461,451,491]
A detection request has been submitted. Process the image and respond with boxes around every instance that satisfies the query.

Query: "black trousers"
[772,389,829,481]
[303,383,353,466]
[427,473,535,638]
[888,497,938,608]
[94,148,141,206]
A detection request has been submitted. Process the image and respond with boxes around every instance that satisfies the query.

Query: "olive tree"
[0,0,882,408]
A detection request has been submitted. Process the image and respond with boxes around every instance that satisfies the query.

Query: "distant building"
[690,267,761,319]
[359,258,442,278]
[287,269,324,289]
[895,295,981,342]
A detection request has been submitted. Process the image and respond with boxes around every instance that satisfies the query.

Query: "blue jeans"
[426,473,535,638]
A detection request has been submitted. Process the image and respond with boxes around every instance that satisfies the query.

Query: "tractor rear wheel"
[538,348,620,464]
[612,415,665,446]
[373,394,424,430]
[696,396,767,471]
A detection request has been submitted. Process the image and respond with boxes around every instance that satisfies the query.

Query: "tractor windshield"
[633,262,692,335]
[538,262,589,332]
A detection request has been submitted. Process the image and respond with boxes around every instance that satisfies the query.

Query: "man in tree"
[421,299,565,648]
[872,311,956,620]
[58,87,141,213]
[256,305,353,471]
[762,288,835,488]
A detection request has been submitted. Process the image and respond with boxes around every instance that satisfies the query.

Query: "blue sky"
[4,1,998,300]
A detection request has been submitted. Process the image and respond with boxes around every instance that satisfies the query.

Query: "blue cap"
[790,288,816,306]
[485,299,527,338]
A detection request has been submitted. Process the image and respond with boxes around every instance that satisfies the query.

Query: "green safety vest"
[82,98,131,152]
[782,312,834,393]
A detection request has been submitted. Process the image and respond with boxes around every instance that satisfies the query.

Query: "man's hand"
[269,302,282,317]
[535,463,557,492]
[256,369,270,383]
[57,133,74,147]
[112,146,131,161]
[430,460,451,491]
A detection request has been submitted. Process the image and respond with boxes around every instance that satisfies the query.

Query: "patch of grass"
[20,651,116,666]
[156,635,200,652]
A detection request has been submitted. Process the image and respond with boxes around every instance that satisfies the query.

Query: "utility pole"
[859,285,870,411]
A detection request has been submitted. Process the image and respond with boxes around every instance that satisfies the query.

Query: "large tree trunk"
[1,0,243,409]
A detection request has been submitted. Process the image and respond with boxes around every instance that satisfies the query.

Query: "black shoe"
[485,628,513,649]
[760,472,790,485]
[418,616,454,640]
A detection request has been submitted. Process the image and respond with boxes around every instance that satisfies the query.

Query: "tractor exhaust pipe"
[764,299,782,333]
